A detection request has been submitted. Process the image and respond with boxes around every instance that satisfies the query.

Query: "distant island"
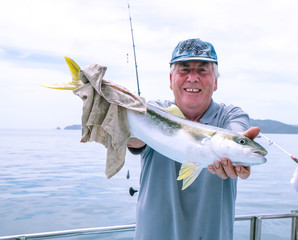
[63,120,298,134]
[64,124,82,130]
[250,119,298,134]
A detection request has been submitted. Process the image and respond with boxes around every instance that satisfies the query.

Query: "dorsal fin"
[163,104,186,119]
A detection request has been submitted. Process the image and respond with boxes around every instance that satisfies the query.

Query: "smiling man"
[170,60,217,122]
[127,38,259,240]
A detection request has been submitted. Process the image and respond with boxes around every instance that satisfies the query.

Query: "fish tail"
[40,57,83,90]
[64,56,81,83]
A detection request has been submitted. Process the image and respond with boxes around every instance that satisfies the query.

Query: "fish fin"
[163,105,186,119]
[39,82,82,90]
[64,56,81,83]
[177,161,202,190]
[40,56,83,90]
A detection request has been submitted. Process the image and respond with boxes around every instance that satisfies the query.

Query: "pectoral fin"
[177,161,202,190]
[163,104,186,118]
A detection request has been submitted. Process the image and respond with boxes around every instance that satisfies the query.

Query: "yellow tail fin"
[40,57,83,90]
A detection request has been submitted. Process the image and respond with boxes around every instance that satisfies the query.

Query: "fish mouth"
[184,88,201,93]
[253,149,267,157]
[243,147,267,157]
[250,150,268,164]
[233,149,267,166]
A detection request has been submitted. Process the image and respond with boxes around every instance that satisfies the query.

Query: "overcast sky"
[1,0,298,129]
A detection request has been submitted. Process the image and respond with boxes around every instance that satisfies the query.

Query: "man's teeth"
[185,88,200,92]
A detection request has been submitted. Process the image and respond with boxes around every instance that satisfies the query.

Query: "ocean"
[0,129,297,239]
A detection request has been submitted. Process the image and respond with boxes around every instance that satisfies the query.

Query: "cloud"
[0,0,298,128]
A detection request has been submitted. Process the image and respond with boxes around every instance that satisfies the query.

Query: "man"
[127,38,259,240]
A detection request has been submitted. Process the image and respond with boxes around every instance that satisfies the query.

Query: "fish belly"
[127,109,215,166]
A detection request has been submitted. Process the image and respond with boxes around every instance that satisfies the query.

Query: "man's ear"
[213,78,218,91]
[170,73,173,90]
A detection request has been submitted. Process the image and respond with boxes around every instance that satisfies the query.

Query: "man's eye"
[179,68,190,73]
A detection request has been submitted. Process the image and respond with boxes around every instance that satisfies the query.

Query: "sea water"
[0,129,297,239]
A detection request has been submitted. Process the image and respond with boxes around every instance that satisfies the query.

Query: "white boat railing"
[235,210,298,240]
[1,210,297,240]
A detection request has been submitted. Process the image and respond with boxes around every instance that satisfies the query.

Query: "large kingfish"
[40,57,268,190]
[127,104,267,190]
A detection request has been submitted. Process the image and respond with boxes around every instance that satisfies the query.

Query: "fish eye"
[238,138,247,145]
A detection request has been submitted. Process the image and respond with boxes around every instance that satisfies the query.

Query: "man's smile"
[184,88,201,93]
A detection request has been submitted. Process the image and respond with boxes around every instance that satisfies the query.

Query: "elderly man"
[127,38,259,240]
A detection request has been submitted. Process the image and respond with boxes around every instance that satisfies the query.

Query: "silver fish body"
[127,104,267,189]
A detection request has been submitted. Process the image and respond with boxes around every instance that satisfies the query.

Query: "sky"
[1,0,298,129]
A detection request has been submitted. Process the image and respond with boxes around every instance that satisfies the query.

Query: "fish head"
[211,132,267,166]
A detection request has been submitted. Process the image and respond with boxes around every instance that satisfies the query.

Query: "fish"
[41,56,268,190]
[127,104,267,190]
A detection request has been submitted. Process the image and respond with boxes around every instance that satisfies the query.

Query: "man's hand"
[207,127,260,179]
[127,137,146,149]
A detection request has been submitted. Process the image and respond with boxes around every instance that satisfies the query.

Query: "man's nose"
[187,69,199,82]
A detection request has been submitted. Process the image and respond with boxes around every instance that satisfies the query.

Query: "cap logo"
[170,38,217,64]
[179,40,211,57]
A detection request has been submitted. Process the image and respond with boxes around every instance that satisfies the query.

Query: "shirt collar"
[172,98,219,124]
[199,99,219,124]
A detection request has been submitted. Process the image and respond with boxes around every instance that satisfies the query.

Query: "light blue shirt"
[134,99,250,240]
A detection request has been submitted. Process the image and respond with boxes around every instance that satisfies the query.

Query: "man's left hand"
[207,127,260,179]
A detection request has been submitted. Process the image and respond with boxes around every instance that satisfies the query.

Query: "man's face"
[170,61,217,116]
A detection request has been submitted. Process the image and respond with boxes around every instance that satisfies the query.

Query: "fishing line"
[259,132,298,164]
[127,0,141,96]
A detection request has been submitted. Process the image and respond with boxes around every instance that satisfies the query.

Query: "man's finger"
[236,166,251,179]
[212,161,228,179]
[221,158,238,178]
[242,127,260,140]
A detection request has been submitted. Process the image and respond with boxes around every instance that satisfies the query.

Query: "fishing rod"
[127,0,141,96]
[126,1,141,197]
[259,132,298,164]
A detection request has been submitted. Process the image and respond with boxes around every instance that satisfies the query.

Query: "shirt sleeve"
[221,105,251,132]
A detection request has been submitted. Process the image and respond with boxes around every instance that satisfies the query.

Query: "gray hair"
[170,62,219,79]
